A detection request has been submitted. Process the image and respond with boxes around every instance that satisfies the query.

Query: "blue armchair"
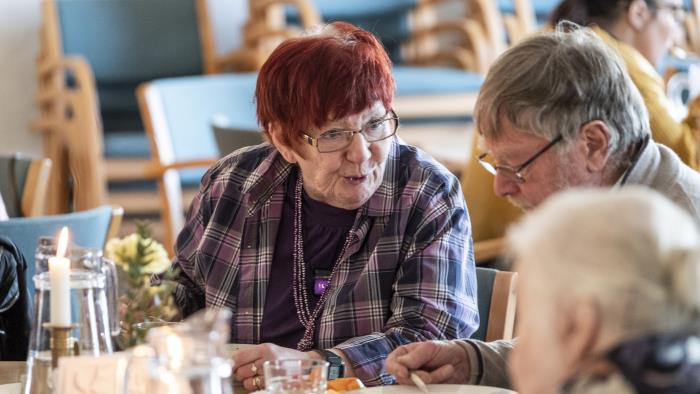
[0,205,123,295]
[34,0,240,214]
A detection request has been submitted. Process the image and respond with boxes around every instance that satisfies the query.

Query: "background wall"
[0,0,42,156]
[0,0,247,158]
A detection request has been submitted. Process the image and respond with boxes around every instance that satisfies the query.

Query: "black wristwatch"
[313,349,345,380]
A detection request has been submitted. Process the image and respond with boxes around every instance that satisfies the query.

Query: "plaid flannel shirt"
[172,140,479,385]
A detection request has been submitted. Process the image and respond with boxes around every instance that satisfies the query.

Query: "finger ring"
[251,363,258,374]
[254,375,262,390]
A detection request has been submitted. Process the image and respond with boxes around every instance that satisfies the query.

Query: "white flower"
[141,241,171,274]
[105,233,171,274]
[105,234,138,267]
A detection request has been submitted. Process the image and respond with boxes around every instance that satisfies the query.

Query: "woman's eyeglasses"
[301,109,400,153]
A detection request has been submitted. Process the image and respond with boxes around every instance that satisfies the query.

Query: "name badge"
[314,269,332,296]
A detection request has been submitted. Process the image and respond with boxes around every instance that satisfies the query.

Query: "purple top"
[260,171,356,348]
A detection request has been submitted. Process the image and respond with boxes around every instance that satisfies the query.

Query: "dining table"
[0,359,257,394]
[0,362,24,386]
[0,361,517,393]
[0,362,24,394]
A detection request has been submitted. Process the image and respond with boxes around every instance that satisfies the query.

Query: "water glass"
[121,309,233,394]
[263,359,328,394]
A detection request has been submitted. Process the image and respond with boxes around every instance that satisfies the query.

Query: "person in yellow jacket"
[463,0,699,243]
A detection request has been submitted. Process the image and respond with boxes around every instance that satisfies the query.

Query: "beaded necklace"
[292,176,355,351]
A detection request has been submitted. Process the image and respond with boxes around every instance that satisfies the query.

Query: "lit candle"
[49,227,71,326]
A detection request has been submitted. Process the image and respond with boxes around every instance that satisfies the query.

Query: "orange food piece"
[327,377,366,392]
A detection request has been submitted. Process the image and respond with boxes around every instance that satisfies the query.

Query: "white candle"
[49,227,71,326]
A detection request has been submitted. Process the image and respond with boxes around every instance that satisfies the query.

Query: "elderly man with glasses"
[386,23,700,391]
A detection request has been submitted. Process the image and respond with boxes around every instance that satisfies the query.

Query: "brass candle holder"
[43,323,79,368]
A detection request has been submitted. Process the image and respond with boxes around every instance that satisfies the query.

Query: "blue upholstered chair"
[137,73,260,251]
[472,267,517,342]
[49,0,203,160]
[0,155,52,218]
[0,205,123,295]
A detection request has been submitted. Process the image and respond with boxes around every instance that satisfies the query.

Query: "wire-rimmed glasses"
[477,135,563,183]
[301,109,400,153]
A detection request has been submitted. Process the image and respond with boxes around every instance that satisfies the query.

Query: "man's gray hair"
[475,22,650,157]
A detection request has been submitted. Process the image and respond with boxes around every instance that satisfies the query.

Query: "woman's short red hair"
[256,22,395,147]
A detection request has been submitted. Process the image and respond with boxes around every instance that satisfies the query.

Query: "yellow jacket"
[462,26,700,242]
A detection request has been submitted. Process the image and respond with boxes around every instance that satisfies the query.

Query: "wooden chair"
[34,1,107,213]
[497,0,560,40]
[34,0,242,216]
[0,205,123,295]
[472,267,517,342]
[137,74,260,252]
[197,0,321,73]
[0,155,52,218]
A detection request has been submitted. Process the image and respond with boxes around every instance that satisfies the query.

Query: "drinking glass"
[122,309,233,394]
[263,359,328,394]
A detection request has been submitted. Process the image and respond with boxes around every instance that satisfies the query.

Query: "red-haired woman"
[167,22,478,389]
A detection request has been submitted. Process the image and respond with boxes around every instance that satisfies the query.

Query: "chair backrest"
[137,73,259,251]
[286,0,418,63]
[0,205,122,295]
[473,267,517,342]
[139,73,259,167]
[0,155,52,218]
[35,0,207,213]
[498,0,560,25]
[57,0,204,133]
[57,0,202,83]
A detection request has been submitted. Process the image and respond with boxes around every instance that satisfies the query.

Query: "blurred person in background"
[462,0,698,244]
[165,22,478,390]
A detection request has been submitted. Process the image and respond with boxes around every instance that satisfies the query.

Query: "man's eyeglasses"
[477,135,563,183]
[301,109,400,153]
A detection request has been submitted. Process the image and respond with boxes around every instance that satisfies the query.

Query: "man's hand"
[232,343,321,391]
[385,340,471,385]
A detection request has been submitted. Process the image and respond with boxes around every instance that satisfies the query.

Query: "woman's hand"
[232,343,320,391]
[385,340,472,385]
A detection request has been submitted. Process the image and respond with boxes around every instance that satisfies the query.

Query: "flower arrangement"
[105,223,179,347]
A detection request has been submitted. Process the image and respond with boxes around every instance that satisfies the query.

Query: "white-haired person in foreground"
[388,188,700,393]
